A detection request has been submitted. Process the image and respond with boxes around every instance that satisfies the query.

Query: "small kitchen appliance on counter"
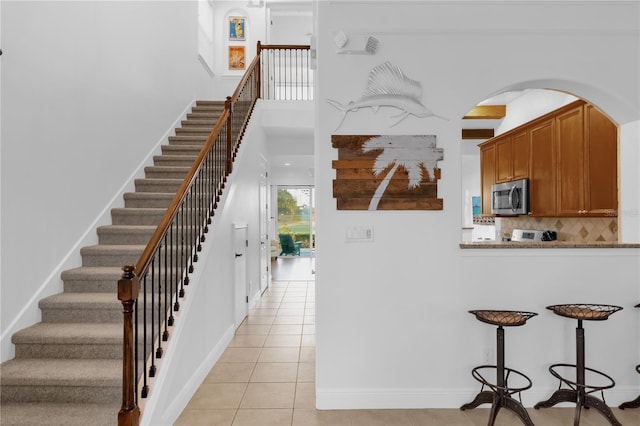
[511,229,557,242]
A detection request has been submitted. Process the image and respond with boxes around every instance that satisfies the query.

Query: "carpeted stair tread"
[12,322,121,346]
[134,177,184,193]
[61,265,181,293]
[196,100,225,105]
[168,135,209,144]
[144,165,191,179]
[97,224,158,244]
[187,112,223,119]
[181,119,217,127]
[0,402,119,426]
[80,244,145,267]
[153,155,198,167]
[39,292,120,314]
[111,207,168,225]
[161,144,204,155]
[61,266,123,293]
[61,266,123,282]
[175,127,214,135]
[1,358,121,386]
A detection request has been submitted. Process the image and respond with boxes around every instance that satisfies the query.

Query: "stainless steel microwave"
[491,178,529,215]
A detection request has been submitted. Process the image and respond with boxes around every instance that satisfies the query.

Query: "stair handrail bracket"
[118,43,310,426]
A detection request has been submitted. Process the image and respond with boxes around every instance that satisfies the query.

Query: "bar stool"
[534,304,623,426]
[619,303,640,410]
[460,309,538,426]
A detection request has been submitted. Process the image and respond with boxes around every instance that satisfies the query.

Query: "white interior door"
[233,223,248,329]
[259,157,270,292]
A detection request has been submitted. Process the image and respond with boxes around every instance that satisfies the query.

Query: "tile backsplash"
[500,217,618,242]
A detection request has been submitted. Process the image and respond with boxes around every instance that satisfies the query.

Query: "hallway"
[175,260,638,425]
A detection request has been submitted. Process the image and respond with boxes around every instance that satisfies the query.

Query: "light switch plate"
[346,226,374,242]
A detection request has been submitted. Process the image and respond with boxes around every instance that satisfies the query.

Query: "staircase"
[0,101,226,426]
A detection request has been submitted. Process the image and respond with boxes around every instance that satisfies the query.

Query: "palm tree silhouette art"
[361,135,443,210]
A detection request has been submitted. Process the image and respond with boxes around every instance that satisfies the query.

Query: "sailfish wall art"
[326,61,448,130]
[332,135,444,210]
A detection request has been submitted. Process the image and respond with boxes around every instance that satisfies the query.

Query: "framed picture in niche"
[228,46,246,70]
[229,16,245,41]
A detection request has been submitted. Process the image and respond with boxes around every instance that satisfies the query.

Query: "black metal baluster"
[141,274,151,395]
[173,218,181,311]
[155,250,163,358]
[181,199,190,288]
[163,233,170,340]
[134,298,140,402]
[149,259,159,375]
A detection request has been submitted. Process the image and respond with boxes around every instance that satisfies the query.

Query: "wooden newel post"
[225,96,233,176]
[256,41,262,99]
[118,264,140,426]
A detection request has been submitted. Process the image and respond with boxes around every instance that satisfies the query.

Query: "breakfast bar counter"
[459,241,640,249]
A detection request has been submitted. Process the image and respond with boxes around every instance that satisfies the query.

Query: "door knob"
[235,253,243,258]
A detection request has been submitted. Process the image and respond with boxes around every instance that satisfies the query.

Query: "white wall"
[0,1,215,360]
[495,89,578,136]
[210,2,269,99]
[315,0,639,409]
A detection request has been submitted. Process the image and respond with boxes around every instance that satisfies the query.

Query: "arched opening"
[461,81,639,244]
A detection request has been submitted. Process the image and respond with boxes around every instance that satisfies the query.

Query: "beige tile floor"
[175,279,639,426]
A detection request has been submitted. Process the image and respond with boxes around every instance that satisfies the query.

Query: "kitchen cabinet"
[583,105,618,215]
[556,103,585,215]
[480,142,496,215]
[478,99,618,218]
[556,103,617,216]
[495,130,529,183]
[529,119,556,216]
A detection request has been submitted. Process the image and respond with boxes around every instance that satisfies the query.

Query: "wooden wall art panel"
[332,135,444,210]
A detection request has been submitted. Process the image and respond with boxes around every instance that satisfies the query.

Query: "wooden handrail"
[118,42,310,426]
[135,109,230,279]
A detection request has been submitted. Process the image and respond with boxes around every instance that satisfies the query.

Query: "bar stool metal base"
[618,365,640,409]
[461,365,534,426]
[534,364,620,426]
[461,318,535,426]
[535,304,623,426]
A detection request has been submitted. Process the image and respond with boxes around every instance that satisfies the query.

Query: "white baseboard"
[142,324,235,425]
[316,386,640,410]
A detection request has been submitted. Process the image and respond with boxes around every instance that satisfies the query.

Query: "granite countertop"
[459,241,640,249]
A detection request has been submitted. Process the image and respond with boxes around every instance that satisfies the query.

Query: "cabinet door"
[480,142,496,215]
[511,131,529,180]
[585,105,617,215]
[495,136,512,183]
[529,119,556,216]
[556,104,585,216]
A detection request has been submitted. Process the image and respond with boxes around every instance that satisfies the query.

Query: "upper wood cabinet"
[480,142,496,215]
[495,131,529,183]
[584,104,618,216]
[556,103,586,215]
[529,119,556,216]
[478,99,618,217]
